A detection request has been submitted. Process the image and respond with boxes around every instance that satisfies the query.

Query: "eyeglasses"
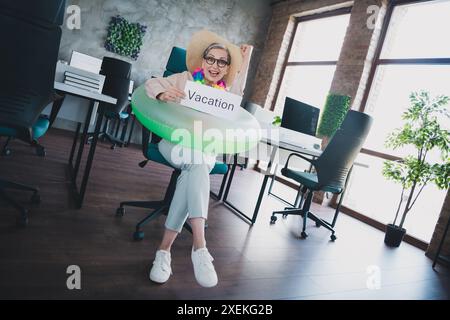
[203,55,229,68]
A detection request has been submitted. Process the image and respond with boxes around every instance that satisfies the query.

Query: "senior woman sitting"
[144,29,253,287]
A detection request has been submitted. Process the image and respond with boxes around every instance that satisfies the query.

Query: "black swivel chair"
[270,110,373,240]
[0,1,64,225]
[88,57,132,149]
[116,47,228,240]
[0,0,66,158]
[163,47,188,77]
[268,97,320,206]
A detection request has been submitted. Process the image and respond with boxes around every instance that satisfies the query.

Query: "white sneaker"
[149,250,172,283]
[191,247,218,288]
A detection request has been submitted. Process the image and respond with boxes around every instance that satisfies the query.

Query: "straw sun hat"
[186,29,243,85]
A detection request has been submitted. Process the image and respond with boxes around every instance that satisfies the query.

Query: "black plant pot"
[384,224,406,247]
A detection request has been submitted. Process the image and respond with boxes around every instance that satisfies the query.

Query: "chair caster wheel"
[133,230,144,241]
[315,221,321,227]
[301,231,308,239]
[116,207,125,216]
[2,148,11,156]
[16,214,28,227]
[282,214,288,219]
[36,146,46,157]
[31,193,41,205]
[270,215,277,224]
[330,234,337,241]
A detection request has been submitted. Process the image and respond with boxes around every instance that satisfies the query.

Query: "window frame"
[337,0,450,249]
[270,6,352,111]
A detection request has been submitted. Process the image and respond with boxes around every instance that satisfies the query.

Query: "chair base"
[0,179,41,227]
[1,137,46,157]
[115,170,194,240]
[87,115,129,149]
[87,132,126,149]
[270,190,337,241]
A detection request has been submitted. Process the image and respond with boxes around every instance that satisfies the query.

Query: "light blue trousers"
[158,139,216,233]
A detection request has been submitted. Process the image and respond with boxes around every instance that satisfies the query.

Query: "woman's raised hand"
[240,44,254,60]
[156,86,186,103]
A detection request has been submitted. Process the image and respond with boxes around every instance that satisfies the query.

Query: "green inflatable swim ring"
[131,85,261,154]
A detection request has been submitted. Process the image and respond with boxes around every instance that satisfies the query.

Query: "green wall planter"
[317,93,351,139]
[105,15,147,60]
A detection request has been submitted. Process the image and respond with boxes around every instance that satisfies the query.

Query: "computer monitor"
[281,97,320,136]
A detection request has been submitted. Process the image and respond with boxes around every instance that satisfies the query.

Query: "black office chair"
[101,56,132,78]
[268,97,320,206]
[0,1,64,225]
[0,0,65,26]
[270,110,373,241]
[116,47,228,240]
[0,0,66,158]
[163,47,188,77]
[87,57,132,149]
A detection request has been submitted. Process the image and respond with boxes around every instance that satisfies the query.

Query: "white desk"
[54,82,116,104]
[44,62,108,127]
[50,81,117,208]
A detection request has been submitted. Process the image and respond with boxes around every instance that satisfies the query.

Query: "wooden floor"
[0,128,449,300]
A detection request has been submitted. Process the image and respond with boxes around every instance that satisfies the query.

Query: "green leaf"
[317,94,351,138]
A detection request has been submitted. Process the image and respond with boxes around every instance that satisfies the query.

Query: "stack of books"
[63,71,101,93]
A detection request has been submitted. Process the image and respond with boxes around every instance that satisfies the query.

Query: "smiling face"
[201,47,230,84]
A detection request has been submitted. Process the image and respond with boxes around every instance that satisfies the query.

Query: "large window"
[343,0,450,243]
[273,9,351,116]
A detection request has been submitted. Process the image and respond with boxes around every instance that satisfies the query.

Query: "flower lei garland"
[192,68,226,90]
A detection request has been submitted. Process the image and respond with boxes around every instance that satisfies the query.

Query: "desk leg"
[222,146,278,225]
[77,107,105,209]
[330,166,353,228]
[222,161,237,202]
[73,100,95,181]
[49,94,65,128]
[222,160,256,224]
[127,115,136,146]
[217,166,230,200]
[69,123,81,168]
[120,116,129,143]
[251,146,278,224]
[267,163,278,195]
[252,175,271,224]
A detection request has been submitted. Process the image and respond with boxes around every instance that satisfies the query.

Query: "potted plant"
[272,115,281,126]
[382,91,449,247]
[317,93,351,149]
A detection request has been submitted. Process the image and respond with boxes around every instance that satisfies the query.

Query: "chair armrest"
[284,152,316,171]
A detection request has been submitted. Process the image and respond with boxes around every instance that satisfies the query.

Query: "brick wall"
[329,0,386,110]
[426,190,450,266]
